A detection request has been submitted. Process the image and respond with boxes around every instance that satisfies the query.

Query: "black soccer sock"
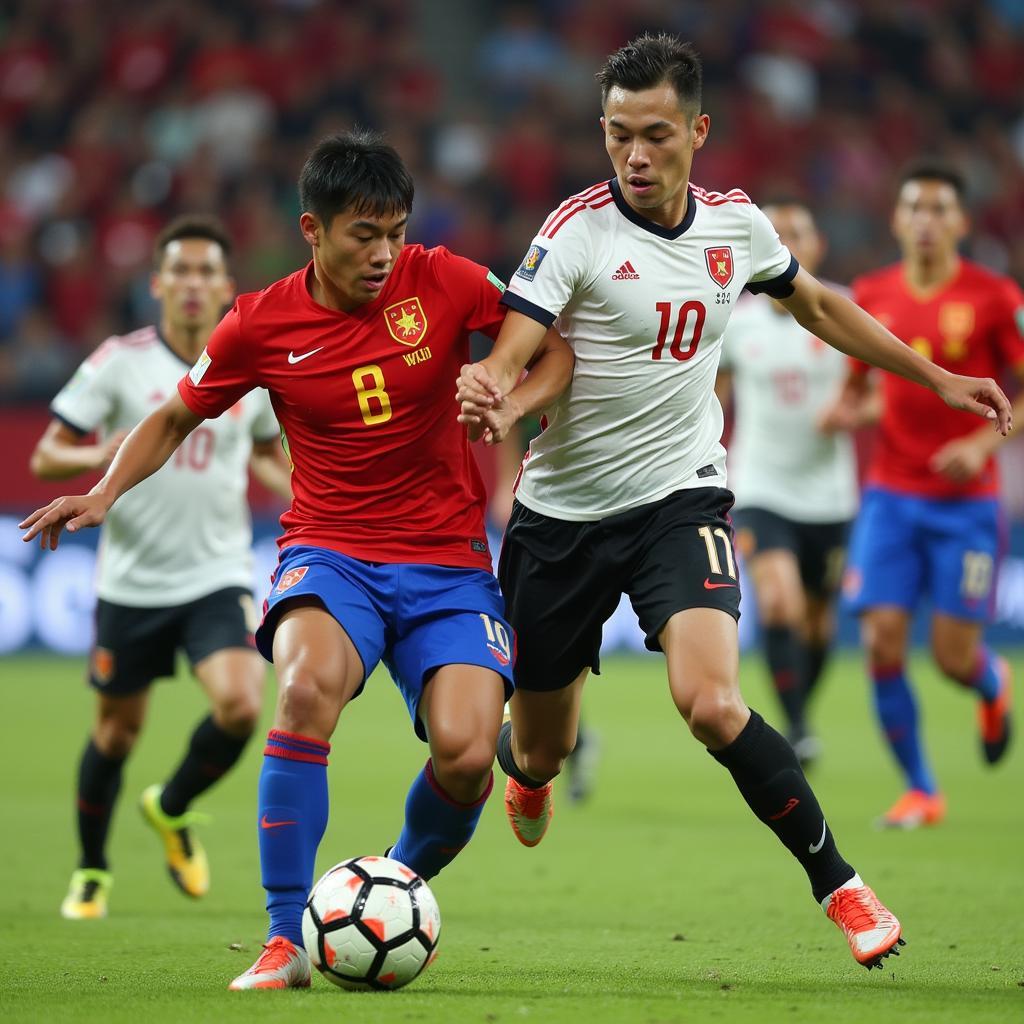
[496,720,547,789]
[160,715,252,817]
[710,710,854,904]
[802,642,830,706]
[763,626,806,733]
[76,738,126,871]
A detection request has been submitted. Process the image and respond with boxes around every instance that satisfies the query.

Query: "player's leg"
[926,496,1011,765]
[845,490,940,826]
[564,714,600,804]
[230,549,386,991]
[141,589,265,898]
[736,510,809,742]
[662,608,901,968]
[63,687,150,919]
[495,500,619,845]
[798,523,849,709]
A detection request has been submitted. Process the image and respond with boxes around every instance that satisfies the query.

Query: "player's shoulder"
[689,183,752,209]
[851,263,902,299]
[84,325,160,369]
[959,259,1021,300]
[536,179,615,241]
[234,264,311,322]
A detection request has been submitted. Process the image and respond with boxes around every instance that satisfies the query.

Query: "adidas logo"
[611,260,640,280]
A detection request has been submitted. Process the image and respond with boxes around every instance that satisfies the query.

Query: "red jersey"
[852,260,1024,499]
[178,244,507,570]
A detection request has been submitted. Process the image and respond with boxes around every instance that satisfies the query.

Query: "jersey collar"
[155,326,196,369]
[609,177,696,239]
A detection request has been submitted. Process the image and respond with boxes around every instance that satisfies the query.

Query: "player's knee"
[862,617,905,668]
[684,688,747,747]
[213,691,261,737]
[276,666,328,731]
[519,740,572,783]
[932,643,975,684]
[94,717,141,759]
[430,738,495,802]
[757,593,800,628]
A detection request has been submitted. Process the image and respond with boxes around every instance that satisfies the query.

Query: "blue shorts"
[843,488,1001,622]
[257,545,515,740]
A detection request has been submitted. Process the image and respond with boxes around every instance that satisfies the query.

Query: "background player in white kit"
[716,201,859,767]
[457,34,1011,970]
[31,216,292,919]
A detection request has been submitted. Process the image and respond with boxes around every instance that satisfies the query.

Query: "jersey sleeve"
[745,205,799,298]
[177,304,258,418]
[49,339,121,434]
[431,248,508,339]
[501,211,591,327]
[250,388,280,442]
[991,278,1024,373]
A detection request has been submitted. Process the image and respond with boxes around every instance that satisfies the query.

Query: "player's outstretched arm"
[818,370,882,434]
[779,270,1012,435]
[20,392,203,550]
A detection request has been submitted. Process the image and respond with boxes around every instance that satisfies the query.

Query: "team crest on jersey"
[384,298,428,346]
[938,302,974,343]
[275,565,309,594]
[516,244,548,282]
[705,247,734,288]
[91,647,115,685]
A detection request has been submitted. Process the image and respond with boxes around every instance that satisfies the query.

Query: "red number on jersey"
[174,426,215,471]
[652,301,706,361]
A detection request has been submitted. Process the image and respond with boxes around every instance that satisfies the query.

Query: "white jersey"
[719,293,858,522]
[505,179,796,521]
[51,326,280,606]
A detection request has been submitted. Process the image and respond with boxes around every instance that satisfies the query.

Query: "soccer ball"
[302,855,441,990]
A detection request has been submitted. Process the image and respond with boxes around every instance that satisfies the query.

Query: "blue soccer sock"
[258,729,330,945]
[390,760,492,881]
[956,647,1002,703]
[870,663,937,795]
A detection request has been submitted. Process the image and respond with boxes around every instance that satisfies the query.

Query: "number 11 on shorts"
[698,525,737,578]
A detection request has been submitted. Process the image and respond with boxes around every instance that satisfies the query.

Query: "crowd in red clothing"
[0,0,1021,401]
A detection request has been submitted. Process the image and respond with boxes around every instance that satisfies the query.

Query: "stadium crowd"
[0,0,1022,402]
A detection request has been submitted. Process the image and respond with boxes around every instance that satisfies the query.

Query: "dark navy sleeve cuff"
[50,409,90,437]
[745,255,800,298]
[500,291,558,328]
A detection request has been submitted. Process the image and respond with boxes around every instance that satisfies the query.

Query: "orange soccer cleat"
[824,880,904,970]
[228,936,311,991]
[504,777,554,847]
[878,789,946,830]
[978,658,1012,765]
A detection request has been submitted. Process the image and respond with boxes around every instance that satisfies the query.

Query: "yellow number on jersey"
[352,364,392,426]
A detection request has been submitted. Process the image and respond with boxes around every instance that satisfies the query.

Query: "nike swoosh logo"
[288,347,324,364]
[704,579,737,590]
[808,820,827,854]
[260,814,298,829]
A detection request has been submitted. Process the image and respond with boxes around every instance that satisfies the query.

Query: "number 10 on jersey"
[652,301,706,361]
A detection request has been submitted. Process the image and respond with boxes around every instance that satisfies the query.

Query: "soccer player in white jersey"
[31,216,292,920]
[456,34,1012,970]
[716,201,859,767]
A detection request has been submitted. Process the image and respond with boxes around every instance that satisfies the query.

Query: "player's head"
[298,130,414,310]
[892,159,967,262]
[596,33,709,222]
[760,198,824,276]
[151,215,234,334]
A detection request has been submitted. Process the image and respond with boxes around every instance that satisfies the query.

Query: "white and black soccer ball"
[302,855,441,990]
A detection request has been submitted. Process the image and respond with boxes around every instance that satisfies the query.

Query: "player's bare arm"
[456,309,551,410]
[929,364,1024,482]
[780,269,1012,434]
[458,318,573,445]
[20,391,203,549]
[29,421,129,481]
[249,438,293,502]
[818,370,883,434]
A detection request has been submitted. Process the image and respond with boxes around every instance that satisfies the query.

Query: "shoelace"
[80,880,100,903]
[253,939,295,974]
[828,888,891,933]
[513,782,549,816]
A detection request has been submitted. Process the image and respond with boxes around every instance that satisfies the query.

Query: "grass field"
[1,650,1021,1023]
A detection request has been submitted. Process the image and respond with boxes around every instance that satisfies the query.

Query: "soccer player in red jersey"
[824,161,1023,828]
[20,131,573,990]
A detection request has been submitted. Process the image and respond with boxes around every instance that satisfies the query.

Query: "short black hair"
[153,214,232,267]
[898,158,966,201]
[595,33,702,115]
[298,130,414,227]
[759,195,816,219]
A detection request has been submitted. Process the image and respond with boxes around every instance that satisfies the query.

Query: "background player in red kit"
[20,131,573,990]
[824,161,1024,828]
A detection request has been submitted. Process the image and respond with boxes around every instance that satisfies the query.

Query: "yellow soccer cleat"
[139,784,210,898]
[60,868,112,920]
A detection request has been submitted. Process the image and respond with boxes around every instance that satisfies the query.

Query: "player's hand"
[19,493,112,550]
[817,398,860,435]
[929,436,991,483]
[476,397,522,446]
[456,363,502,414]
[936,373,1012,435]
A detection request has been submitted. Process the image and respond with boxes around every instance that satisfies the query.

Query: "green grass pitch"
[1,650,1021,1023]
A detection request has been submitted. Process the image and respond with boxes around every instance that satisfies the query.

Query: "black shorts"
[498,487,741,692]
[731,507,850,598]
[89,586,257,695]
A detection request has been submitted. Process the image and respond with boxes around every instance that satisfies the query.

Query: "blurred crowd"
[1,0,1022,401]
